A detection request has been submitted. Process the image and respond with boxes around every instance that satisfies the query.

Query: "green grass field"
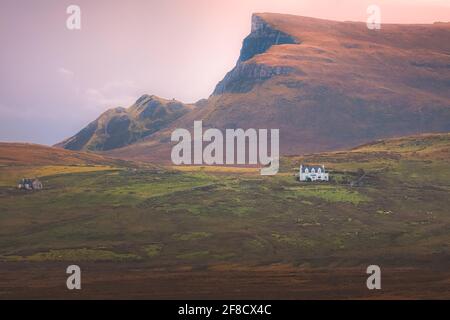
[0,134,449,271]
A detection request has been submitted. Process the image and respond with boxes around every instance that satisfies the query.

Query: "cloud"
[56,71,142,112]
[85,80,141,110]
[58,67,74,78]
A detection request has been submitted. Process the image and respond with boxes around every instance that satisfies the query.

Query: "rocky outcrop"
[238,14,298,62]
[213,63,294,95]
[212,14,298,95]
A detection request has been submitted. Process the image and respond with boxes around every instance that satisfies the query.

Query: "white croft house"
[299,164,329,182]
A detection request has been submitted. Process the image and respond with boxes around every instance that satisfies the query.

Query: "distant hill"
[58,13,450,162]
[0,143,123,166]
[56,95,195,152]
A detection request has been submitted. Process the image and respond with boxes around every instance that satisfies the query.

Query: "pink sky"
[1,0,449,144]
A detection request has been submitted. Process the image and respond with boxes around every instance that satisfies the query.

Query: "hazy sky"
[1,0,449,145]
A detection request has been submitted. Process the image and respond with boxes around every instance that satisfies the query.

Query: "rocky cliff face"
[57,95,194,151]
[212,14,298,95]
[238,14,298,62]
[213,63,294,95]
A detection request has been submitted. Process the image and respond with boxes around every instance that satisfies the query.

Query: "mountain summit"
[58,13,450,161]
[56,95,194,151]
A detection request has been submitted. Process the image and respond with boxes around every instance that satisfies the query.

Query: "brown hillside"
[288,132,450,167]
[0,143,122,166]
[64,13,450,162]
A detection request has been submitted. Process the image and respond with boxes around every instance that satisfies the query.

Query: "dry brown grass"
[0,143,117,166]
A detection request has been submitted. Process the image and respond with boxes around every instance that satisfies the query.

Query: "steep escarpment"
[239,14,299,62]
[56,95,194,151]
[213,63,295,95]
[60,13,450,162]
[206,13,450,154]
[213,14,298,95]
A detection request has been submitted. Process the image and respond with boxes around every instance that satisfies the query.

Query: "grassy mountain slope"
[101,13,450,162]
[56,95,195,152]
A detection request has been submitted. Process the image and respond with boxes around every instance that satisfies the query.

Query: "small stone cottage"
[18,178,43,190]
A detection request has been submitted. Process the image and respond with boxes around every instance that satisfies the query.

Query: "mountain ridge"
[56,94,195,151]
[57,13,450,162]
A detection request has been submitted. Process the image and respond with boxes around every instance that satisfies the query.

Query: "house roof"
[300,164,325,173]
